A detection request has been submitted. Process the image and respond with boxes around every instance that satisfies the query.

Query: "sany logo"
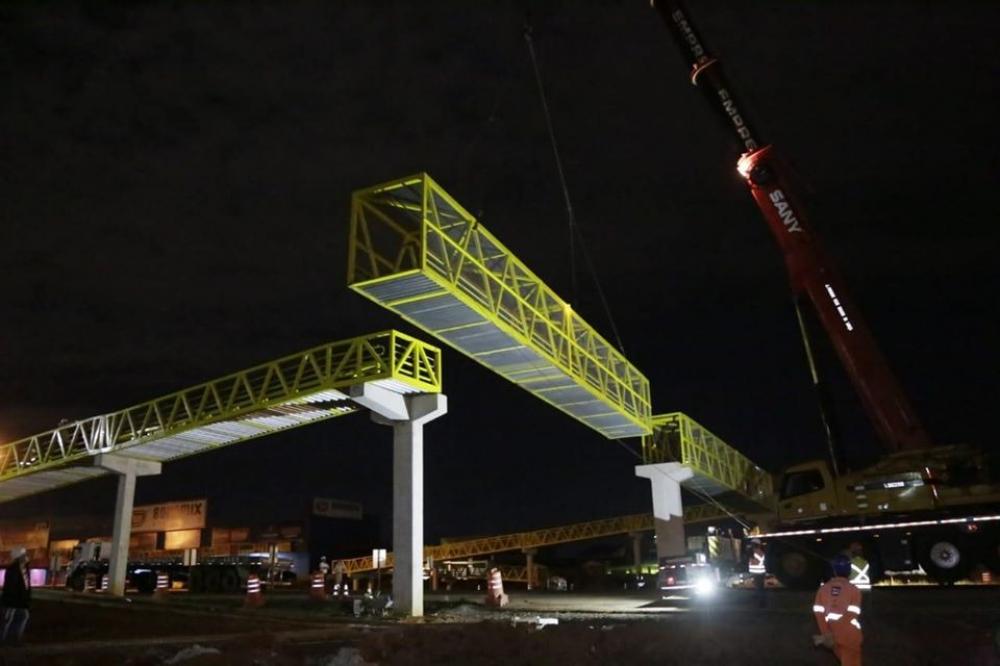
[768,189,803,233]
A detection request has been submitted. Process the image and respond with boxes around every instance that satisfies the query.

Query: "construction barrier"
[153,572,170,600]
[310,572,326,601]
[244,574,264,608]
[485,567,509,607]
[83,573,97,593]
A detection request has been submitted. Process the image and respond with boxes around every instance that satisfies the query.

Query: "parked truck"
[64,541,292,593]
[651,1,1000,587]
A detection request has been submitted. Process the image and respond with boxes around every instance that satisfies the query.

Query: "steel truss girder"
[339,507,723,575]
[0,330,442,498]
[348,173,651,439]
[642,412,773,509]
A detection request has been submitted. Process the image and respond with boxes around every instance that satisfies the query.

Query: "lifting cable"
[523,21,627,355]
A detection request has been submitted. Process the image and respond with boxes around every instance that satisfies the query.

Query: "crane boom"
[652,1,932,454]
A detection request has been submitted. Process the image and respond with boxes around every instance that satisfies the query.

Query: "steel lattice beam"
[0,330,442,502]
[348,173,652,439]
[338,508,725,574]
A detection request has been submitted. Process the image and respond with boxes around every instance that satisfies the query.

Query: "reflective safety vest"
[850,556,871,590]
[813,577,862,647]
[749,550,766,575]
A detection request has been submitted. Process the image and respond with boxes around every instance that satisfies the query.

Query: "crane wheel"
[917,534,972,584]
[769,540,823,589]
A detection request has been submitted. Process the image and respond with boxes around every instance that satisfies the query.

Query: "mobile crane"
[652,1,999,586]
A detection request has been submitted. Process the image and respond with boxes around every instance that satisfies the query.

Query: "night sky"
[2,2,998,547]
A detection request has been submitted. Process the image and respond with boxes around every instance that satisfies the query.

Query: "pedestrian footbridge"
[0,330,441,503]
[348,173,651,439]
[642,413,773,512]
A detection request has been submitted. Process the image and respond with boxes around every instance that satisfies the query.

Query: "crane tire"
[917,533,972,584]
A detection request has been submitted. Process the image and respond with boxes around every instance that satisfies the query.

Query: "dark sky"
[1,2,998,545]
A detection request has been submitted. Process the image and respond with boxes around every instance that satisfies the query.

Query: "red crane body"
[653,1,932,455]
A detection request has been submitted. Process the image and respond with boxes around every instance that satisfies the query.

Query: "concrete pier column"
[523,548,537,590]
[635,463,694,562]
[351,384,447,617]
[95,454,162,597]
[629,532,643,572]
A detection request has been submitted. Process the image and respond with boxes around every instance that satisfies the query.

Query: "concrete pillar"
[523,548,537,590]
[351,384,447,617]
[629,532,643,572]
[95,454,162,597]
[635,463,694,562]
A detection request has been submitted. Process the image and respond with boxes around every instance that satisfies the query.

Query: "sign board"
[0,521,50,550]
[372,548,387,567]
[312,497,362,520]
[212,527,250,546]
[131,499,207,533]
[164,529,202,550]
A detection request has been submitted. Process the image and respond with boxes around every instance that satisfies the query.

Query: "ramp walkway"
[0,330,441,502]
[348,173,651,439]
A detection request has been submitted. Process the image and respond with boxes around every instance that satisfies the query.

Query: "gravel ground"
[3,588,997,665]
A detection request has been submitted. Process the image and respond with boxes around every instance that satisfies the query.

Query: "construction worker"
[332,559,348,597]
[813,554,863,666]
[748,538,767,608]
[848,543,871,591]
[1,547,31,645]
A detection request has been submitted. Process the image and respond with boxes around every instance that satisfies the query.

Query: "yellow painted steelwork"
[0,330,441,501]
[339,508,721,574]
[643,412,773,509]
[348,173,651,439]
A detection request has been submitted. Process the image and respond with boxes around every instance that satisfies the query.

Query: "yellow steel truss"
[348,173,651,439]
[642,413,773,507]
[339,508,722,574]
[0,331,441,492]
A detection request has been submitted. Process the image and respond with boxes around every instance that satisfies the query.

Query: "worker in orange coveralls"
[812,554,863,666]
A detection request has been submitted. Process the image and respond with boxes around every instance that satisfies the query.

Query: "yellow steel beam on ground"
[642,412,774,509]
[338,507,724,574]
[0,330,442,502]
[348,173,651,439]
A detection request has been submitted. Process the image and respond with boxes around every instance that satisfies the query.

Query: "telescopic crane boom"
[652,1,932,457]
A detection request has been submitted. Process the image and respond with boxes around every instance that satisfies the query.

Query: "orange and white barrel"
[485,567,509,607]
[310,572,326,600]
[153,572,170,600]
[244,573,265,608]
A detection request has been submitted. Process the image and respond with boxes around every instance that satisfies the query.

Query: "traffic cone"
[485,567,509,607]
[309,572,326,601]
[244,573,265,608]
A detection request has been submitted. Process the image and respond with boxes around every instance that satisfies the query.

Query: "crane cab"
[777,460,839,523]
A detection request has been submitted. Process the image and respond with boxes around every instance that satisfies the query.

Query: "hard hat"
[10,546,27,560]
[831,554,851,577]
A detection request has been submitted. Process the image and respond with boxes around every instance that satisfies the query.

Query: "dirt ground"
[3,588,997,665]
